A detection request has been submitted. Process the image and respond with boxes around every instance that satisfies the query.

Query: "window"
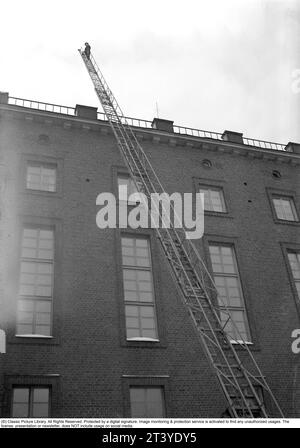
[118,175,139,203]
[26,163,56,192]
[121,236,158,340]
[199,187,226,213]
[202,159,212,168]
[287,251,300,300]
[234,386,264,418]
[12,386,50,417]
[272,196,298,221]
[272,170,281,179]
[130,387,165,418]
[209,244,251,343]
[16,228,54,336]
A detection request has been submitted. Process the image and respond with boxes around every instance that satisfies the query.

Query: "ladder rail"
[78,47,284,418]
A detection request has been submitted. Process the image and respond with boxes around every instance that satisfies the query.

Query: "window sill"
[204,211,233,219]
[230,340,253,345]
[122,337,166,348]
[22,189,62,199]
[228,340,262,351]
[15,334,53,339]
[8,334,60,346]
[126,337,160,342]
[272,217,300,226]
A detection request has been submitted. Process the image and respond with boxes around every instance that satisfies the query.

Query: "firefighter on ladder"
[84,42,91,59]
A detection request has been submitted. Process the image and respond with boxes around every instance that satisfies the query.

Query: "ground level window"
[12,386,50,417]
[129,386,165,418]
[232,386,264,418]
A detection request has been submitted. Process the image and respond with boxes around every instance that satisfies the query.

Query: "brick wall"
[0,107,299,418]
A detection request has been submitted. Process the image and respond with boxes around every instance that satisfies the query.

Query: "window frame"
[2,375,60,418]
[121,234,159,342]
[232,385,265,418]
[272,195,298,222]
[122,376,170,418]
[203,235,259,349]
[26,162,57,193]
[115,228,167,348]
[6,216,62,346]
[193,177,232,219]
[208,242,252,344]
[129,386,166,418]
[21,154,63,197]
[287,250,300,301]
[117,173,141,205]
[199,185,227,213]
[267,188,300,226]
[16,226,55,337]
[11,385,51,418]
[281,242,300,317]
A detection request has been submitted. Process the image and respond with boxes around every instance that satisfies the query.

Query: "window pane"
[12,387,50,418]
[17,323,34,334]
[18,311,34,324]
[295,281,300,297]
[125,305,139,317]
[13,388,29,403]
[123,269,154,303]
[231,310,249,341]
[142,329,156,338]
[18,300,34,312]
[35,325,51,336]
[12,388,30,417]
[118,176,138,202]
[27,164,56,192]
[288,252,300,280]
[126,328,140,338]
[273,197,297,221]
[36,300,52,313]
[12,403,29,418]
[19,261,53,297]
[36,312,51,325]
[125,305,157,339]
[288,251,300,299]
[121,237,150,267]
[33,388,49,403]
[209,245,236,274]
[126,317,140,329]
[22,229,54,260]
[130,387,164,418]
[200,187,226,212]
[32,403,49,417]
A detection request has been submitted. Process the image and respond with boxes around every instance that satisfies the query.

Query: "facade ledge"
[1,103,300,165]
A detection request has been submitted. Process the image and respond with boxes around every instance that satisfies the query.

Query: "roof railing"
[6,96,288,152]
[8,96,76,116]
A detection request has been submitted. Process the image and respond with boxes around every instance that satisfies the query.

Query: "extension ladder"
[78,46,284,418]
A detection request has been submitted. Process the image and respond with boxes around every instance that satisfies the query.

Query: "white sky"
[1,0,299,144]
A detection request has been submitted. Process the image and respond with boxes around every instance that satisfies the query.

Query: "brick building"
[0,92,299,418]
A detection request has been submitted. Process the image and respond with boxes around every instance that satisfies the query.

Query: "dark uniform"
[84,42,91,59]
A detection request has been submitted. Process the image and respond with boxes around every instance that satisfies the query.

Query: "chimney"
[285,142,300,154]
[0,92,9,104]
[152,118,174,133]
[75,104,98,120]
[222,130,244,144]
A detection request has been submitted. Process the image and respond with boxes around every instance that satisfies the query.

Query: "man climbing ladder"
[84,42,91,59]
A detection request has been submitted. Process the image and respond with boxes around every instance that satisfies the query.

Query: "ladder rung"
[215,364,241,369]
